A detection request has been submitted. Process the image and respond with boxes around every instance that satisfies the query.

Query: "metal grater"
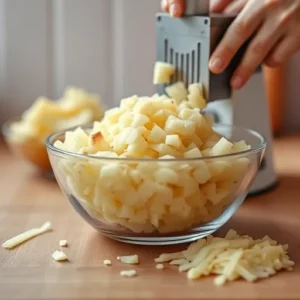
[156,0,247,102]
[156,13,211,100]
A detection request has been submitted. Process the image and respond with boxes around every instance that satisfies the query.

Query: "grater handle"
[185,0,209,16]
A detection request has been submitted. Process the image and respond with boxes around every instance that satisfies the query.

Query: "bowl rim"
[45,123,266,162]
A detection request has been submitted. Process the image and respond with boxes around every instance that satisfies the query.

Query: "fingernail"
[231,76,244,89]
[169,3,180,17]
[210,57,224,72]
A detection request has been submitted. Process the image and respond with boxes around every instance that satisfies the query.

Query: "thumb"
[210,0,234,12]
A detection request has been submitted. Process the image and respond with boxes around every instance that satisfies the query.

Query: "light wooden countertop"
[0,136,299,300]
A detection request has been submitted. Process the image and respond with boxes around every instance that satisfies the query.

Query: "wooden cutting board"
[0,136,299,300]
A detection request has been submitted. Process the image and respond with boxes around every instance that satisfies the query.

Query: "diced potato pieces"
[147,125,166,143]
[184,148,202,158]
[153,62,176,84]
[165,82,188,104]
[232,140,251,152]
[188,83,206,110]
[212,137,233,156]
[165,134,183,149]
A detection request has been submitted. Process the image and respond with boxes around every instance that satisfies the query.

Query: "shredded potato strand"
[155,230,295,286]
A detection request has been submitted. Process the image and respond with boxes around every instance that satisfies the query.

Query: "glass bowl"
[46,124,266,245]
[2,118,53,176]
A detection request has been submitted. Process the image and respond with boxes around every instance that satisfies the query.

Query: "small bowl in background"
[2,118,53,174]
[46,124,266,245]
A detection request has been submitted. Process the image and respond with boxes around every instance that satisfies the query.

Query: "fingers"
[224,0,248,15]
[161,0,170,12]
[161,0,186,17]
[209,1,265,74]
[210,0,234,13]
[230,20,284,89]
[264,34,300,67]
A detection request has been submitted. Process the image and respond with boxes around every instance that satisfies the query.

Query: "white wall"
[0,0,299,132]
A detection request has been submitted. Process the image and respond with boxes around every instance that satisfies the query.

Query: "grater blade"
[156,13,211,101]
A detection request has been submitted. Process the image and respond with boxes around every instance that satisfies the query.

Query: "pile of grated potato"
[155,229,294,286]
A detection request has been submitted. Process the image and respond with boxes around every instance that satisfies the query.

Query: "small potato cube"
[151,109,168,128]
[178,108,195,120]
[153,62,176,84]
[147,125,166,143]
[52,250,68,262]
[186,142,198,151]
[126,128,144,144]
[165,134,183,149]
[155,168,179,185]
[99,164,124,187]
[188,83,207,110]
[151,144,181,157]
[184,147,202,158]
[133,101,156,117]
[165,81,188,104]
[137,179,157,206]
[64,127,89,152]
[165,116,190,136]
[192,162,211,184]
[126,139,148,157]
[232,140,251,152]
[212,137,233,156]
[131,113,150,128]
[120,96,138,110]
[119,112,133,130]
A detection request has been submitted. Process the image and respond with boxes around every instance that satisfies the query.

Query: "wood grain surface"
[0,136,299,300]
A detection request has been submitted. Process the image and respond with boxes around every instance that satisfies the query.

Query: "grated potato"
[155,230,294,286]
[2,222,52,249]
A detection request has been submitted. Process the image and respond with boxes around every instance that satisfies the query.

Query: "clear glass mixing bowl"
[46,124,266,245]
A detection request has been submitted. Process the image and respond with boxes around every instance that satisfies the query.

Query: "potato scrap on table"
[2,221,52,249]
[52,250,68,262]
[155,230,295,286]
[120,270,137,278]
[119,255,139,265]
[103,259,112,266]
[156,264,165,270]
[59,240,68,247]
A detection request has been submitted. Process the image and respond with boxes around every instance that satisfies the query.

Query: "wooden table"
[0,136,299,300]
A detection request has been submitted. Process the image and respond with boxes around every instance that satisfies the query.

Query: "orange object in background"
[263,64,286,136]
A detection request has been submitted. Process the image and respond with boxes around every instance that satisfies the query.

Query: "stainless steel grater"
[156,0,247,102]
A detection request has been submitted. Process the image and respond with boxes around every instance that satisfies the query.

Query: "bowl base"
[101,227,218,246]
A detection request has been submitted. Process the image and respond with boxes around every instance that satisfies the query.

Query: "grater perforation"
[156,13,211,99]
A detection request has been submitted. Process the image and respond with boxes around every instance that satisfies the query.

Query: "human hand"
[161,0,300,89]
[161,0,246,17]
[210,0,300,89]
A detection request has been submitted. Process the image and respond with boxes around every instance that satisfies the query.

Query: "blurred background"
[0,0,300,133]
